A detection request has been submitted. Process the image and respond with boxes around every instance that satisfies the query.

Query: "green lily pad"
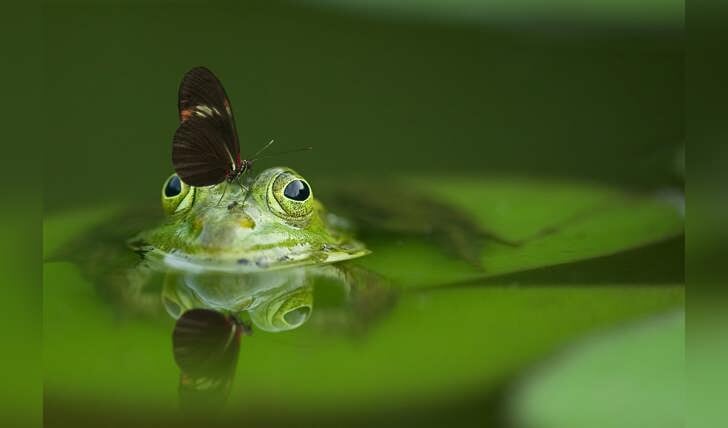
[356,177,683,288]
[509,310,684,428]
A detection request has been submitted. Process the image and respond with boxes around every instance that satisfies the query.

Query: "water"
[39,1,683,425]
[43,174,683,426]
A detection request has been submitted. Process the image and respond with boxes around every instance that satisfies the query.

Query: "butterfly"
[172,67,270,187]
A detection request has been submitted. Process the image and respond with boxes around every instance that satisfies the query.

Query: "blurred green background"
[43,0,682,213]
[41,1,684,427]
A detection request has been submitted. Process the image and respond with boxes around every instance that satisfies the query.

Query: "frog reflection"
[164,264,394,410]
[164,263,394,335]
[163,267,318,332]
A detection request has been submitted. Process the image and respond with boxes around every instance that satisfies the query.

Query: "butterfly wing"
[172,114,235,186]
[178,67,240,161]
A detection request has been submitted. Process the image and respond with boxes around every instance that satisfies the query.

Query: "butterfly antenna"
[252,139,276,159]
[252,146,313,161]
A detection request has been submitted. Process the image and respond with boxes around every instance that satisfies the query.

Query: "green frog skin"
[134,167,368,273]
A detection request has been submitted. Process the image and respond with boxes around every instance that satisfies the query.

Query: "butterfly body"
[225,157,253,183]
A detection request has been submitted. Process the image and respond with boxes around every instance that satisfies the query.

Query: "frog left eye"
[164,175,182,197]
[161,173,194,215]
[268,171,314,220]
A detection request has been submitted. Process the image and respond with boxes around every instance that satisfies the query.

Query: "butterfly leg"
[235,170,251,199]
[236,181,248,194]
[216,182,229,206]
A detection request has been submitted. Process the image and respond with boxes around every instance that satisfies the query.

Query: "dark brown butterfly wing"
[176,67,240,178]
[172,114,235,186]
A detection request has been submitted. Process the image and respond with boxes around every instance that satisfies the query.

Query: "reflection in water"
[162,264,393,410]
[172,309,248,411]
[163,267,316,332]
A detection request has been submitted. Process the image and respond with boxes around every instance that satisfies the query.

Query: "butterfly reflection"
[172,308,249,412]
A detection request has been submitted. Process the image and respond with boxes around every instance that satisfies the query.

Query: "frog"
[132,166,370,273]
[52,166,394,326]
[106,165,393,320]
[121,168,394,408]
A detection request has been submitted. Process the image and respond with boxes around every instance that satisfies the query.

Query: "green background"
[43,0,682,212]
[41,1,684,427]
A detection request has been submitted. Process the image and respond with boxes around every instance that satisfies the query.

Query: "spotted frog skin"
[134,167,369,272]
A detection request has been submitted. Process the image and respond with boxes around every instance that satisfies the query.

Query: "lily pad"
[355,177,683,288]
[509,310,684,428]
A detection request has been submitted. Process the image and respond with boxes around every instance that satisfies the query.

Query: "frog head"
[139,167,368,272]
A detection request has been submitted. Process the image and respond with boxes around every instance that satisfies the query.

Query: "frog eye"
[164,175,182,197]
[283,180,310,201]
[282,306,311,327]
[248,286,313,332]
[161,173,194,215]
[268,171,314,220]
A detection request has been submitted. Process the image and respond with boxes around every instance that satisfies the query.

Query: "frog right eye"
[248,285,313,332]
[267,170,314,221]
[161,173,194,215]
